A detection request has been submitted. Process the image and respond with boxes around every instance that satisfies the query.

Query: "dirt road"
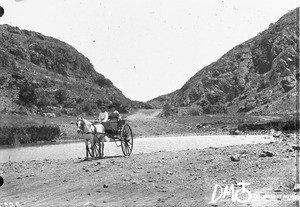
[126,109,212,138]
[0,110,298,206]
[127,109,162,120]
[0,133,298,207]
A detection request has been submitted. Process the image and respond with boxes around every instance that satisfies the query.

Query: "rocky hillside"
[0,24,149,115]
[149,8,299,115]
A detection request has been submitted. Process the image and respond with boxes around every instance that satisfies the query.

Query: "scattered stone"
[196,123,203,129]
[230,155,240,162]
[238,149,247,154]
[84,202,97,207]
[165,171,173,175]
[273,131,282,138]
[263,150,274,157]
[209,147,219,150]
[259,153,267,158]
[229,128,240,135]
[103,184,108,188]
[43,112,56,118]
[293,183,300,192]
[292,146,300,151]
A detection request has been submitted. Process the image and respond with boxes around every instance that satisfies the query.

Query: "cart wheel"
[121,124,133,156]
[86,139,94,157]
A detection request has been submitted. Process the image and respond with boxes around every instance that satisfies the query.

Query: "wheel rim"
[121,124,133,156]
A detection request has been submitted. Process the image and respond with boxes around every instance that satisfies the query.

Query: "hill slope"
[149,8,299,115]
[0,24,148,115]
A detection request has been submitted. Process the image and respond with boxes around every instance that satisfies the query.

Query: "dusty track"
[0,134,298,207]
[0,110,298,206]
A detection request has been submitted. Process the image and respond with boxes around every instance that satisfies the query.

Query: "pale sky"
[0,0,299,101]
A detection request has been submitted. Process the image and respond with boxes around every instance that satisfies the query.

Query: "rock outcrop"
[149,8,299,115]
[0,24,149,114]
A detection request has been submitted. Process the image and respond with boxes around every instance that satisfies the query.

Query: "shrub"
[238,119,300,131]
[0,124,60,145]
[35,91,57,107]
[188,107,202,116]
[161,103,172,117]
[94,76,112,87]
[76,101,97,116]
[203,104,227,114]
[54,89,68,104]
[18,83,37,105]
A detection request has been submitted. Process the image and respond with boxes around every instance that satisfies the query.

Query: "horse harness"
[77,120,98,135]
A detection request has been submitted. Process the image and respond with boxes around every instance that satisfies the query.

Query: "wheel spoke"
[127,143,132,152]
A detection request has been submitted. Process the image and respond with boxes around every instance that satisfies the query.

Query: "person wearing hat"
[108,105,121,120]
[99,106,109,123]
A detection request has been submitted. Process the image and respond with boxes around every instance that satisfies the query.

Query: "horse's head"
[76,117,85,134]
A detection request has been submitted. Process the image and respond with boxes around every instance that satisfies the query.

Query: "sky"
[0,0,299,101]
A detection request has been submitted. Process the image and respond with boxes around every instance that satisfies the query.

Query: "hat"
[100,106,106,110]
[109,104,116,109]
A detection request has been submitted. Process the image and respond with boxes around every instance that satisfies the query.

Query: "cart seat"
[102,119,126,134]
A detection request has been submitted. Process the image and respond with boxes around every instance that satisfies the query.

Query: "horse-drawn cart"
[76,118,133,158]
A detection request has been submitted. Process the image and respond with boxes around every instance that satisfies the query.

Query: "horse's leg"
[91,136,95,158]
[99,135,104,158]
[101,136,104,158]
[85,139,89,159]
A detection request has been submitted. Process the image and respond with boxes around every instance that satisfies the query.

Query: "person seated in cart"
[98,106,109,123]
[107,105,122,132]
[108,105,121,120]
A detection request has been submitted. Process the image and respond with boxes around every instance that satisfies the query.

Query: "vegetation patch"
[238,118,299,132]
[0,123,60,145]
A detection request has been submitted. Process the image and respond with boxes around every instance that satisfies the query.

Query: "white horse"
[76,117,106,159]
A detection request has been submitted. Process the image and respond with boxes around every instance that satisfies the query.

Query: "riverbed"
[0,134,273,162]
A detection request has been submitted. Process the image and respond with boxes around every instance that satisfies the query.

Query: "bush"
[18,83,36,105]
[35,91,57,107]
[238,119,300,131]
[54,89,68,104]
[188,107,202,116]
[203,104,227,114]
[70,101,98,116]
[0,124,60,145]
[161,103,172,117]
